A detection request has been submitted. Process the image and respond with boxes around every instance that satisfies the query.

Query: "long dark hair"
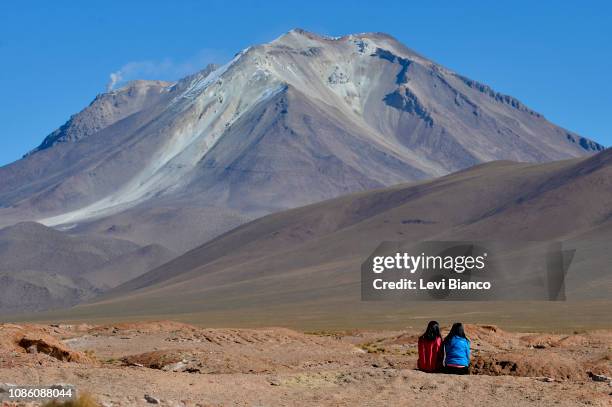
[420,320,441,341]
[444,322,467,342]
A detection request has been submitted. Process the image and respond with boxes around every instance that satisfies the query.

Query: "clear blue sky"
[1,1,610,166]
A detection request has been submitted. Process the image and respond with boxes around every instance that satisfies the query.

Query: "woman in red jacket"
[418,320,443,372]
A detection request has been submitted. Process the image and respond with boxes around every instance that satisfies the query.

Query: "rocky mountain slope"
[0,29,604,253]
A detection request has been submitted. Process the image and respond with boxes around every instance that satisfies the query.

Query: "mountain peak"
[278,28,338,41]
[272,28,402,48]
[278,28,401,42]
[2,29,604,237]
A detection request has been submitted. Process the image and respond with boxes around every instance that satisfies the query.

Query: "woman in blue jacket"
[443,323,471,374]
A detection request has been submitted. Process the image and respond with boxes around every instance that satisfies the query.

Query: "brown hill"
[27,149,610,329]
[0,222,175,313]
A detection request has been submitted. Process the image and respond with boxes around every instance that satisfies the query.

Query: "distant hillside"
[0,222,174,313]
[50,149,611,325]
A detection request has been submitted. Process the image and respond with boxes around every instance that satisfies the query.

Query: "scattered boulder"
[0,323,93,364]
[18,334,87,362]
[161,360,187,372]
[122,350,184,370]
[588,372,611,382]
[144,394,160,404]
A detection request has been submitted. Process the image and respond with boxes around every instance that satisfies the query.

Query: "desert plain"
[1,320,610,406]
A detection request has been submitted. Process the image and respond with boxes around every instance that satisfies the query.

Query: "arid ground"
[1,321,610,406]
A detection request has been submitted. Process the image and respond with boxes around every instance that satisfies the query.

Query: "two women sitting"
[417,321,470,374]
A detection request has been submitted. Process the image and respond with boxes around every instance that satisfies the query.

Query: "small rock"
[536,377,555,383]
[588,372,611,382]
[26,345,38,354]
[0,383,15,393]
[162,361,187,372]
[144,394,160,404]
[50,383,72,390]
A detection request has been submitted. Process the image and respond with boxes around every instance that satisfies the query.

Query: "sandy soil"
[0,321,610,406]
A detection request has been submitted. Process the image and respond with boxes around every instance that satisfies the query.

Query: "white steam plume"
[104,49,228,93]
[106,72,123,92]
